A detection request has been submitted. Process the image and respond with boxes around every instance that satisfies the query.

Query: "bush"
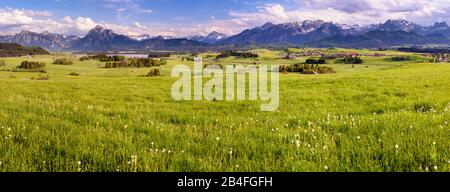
[53,58,74,65]
[305,58,326,64]
[389,56,412,61]
[16,61,46,73]
[181,56,194,61]
[414,102,433,113]
[79,56,92,61]
[35,75,50,80]
[337,56,363,64]
[279,64,335,74]
[146,68,161,77]
[69,72,80,76]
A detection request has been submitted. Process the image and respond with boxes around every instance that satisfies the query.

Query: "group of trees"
[146,68,161,77]
[80,54,126,62]
[216,50,259,59]
[105,58,167,68]
[53,58,74,65]
[338,56,364,64]
[148,52,171,58]
[15,61,46,73]
[305,58,326,64]
[389,56,412,61]
[279,63,335,74]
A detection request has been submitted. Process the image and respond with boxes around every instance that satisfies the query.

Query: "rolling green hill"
[0,43,50,57]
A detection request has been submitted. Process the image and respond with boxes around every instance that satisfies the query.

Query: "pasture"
[0,49,449,172]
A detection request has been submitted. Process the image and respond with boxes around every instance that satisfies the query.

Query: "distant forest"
[0,43,50,57]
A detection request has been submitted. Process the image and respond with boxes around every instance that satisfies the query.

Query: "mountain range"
[0,19,449,52]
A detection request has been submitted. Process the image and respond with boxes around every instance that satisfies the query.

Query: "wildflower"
[229,150,233,155]
[433,142,436,145]
[357,136,361,140]
[77,161,81,165]
[395,144,399,149]
[124,125,129,129]
[447,160,450,164]
[425,167,429,171]
[295,140,300,147]
[7,127,11,132]
[324,166,329,170]
[236,165,240,168]
[151,142,154,145]
[433,166,438,170]
[216,137,220,141]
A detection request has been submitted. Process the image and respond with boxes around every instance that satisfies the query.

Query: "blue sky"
[1,0,449,37]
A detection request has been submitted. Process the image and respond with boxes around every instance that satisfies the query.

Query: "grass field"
[0,49,449,172]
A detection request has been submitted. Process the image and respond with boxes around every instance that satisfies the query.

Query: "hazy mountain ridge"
[0,19,449,51]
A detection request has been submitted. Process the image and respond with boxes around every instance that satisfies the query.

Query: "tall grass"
[0,50,449,172]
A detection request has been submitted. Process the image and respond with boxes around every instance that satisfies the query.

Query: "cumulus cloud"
[1,0,450,37]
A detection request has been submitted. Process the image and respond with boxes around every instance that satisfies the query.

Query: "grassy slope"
[0,50,449,172]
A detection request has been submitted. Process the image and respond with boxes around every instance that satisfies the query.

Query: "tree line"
[216,50,259,59]
[279,63,335,74]
[105,58,167,68]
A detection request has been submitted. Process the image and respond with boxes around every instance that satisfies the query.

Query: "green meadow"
[0,49,449,172]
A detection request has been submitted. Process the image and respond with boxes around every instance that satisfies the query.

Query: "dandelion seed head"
[395,144,399,149]
[216,137,220,141]
[124,125,129,129]
[324,166,328,170]
[433,166,438,170]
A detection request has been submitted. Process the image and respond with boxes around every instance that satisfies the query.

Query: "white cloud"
[0,8,35,27]
[1,1,450,37]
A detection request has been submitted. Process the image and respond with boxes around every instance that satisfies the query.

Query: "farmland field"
[0,49,449,172]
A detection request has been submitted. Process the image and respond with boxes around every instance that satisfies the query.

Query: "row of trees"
[279,63,335,74]
[105,58,167,68]
[148,52,171,58]
[53,58,74,65]
[337,56,364,64]
[305,58,326,64]
[80,54,126,62]
[216,50,259,59]
[15,61,47,73]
